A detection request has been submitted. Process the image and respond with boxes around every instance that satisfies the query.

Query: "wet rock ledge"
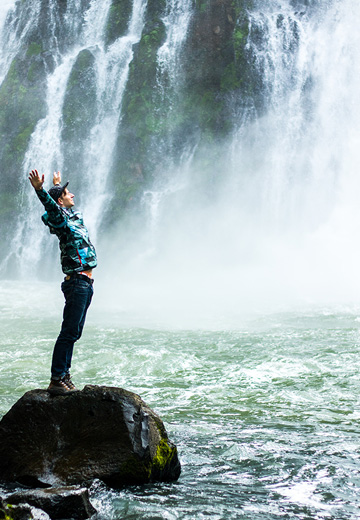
[0,385,181,489]
[1,486,95,520]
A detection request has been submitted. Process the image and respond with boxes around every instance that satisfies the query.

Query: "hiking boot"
[63,373,77,390]
[47,378,71,395]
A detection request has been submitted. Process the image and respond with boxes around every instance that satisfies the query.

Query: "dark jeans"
[51,276,94,380]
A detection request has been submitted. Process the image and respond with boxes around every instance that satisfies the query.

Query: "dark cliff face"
[0,0,257,244]
[61,48,98,193]
[108,0,256,221]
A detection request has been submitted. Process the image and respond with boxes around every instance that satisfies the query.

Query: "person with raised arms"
[29,169,97,394]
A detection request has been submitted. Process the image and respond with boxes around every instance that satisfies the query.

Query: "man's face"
[59,188,75,208]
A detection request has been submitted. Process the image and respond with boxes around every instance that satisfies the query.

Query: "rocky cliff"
[0,0,255,252]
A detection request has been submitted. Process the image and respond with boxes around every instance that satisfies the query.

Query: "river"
[1,280,360,519]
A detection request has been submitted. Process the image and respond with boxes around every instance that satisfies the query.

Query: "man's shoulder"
[68,209,84,222]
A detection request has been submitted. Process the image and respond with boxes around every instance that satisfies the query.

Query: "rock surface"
[0,497,50,520]
[6,486,96,520]
[0,385,181,488]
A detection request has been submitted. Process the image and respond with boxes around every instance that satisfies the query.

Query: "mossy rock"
[61,49,97,142]
[105,0,133,46]
[0,385,181,488]
[0,50,47,247]
[61,49,97,183]
[0,54,47,180]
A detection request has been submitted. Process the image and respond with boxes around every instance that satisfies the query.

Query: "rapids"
[1,282,360,519]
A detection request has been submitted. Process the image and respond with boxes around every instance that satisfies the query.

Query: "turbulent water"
[1,283,360,519]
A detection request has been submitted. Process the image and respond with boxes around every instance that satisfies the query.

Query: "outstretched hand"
[29,169,44,190]
[53,171,61,185]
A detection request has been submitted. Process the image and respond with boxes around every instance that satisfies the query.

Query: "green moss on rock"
[0,500,19,520]
[61,49,97,183]
[104,435,179,486]
[109,3,167,219]
[152,439,178,472]
[105,0,133,46]
[62,49,97,142]
[26,42,43,57]
[0,52,47,242]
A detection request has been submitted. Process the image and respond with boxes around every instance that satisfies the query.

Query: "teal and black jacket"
[36,188,97,275]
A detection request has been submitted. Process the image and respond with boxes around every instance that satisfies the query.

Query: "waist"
[65,272,94,284]
[79,269,92,278]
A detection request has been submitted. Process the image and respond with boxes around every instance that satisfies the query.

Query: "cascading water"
[232,0,360,303]
[117,0,360,314]
[232,0,342,228]
[156,0,193,96]
[79,0,147,231]
[1,0,147,277]
[1,0,359,304]
[0,0,44,85]
[140,0,194,250]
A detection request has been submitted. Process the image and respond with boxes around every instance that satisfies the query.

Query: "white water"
[1,0,360,316]
[0,1,30,85]
[157,0,193,89]
[80,0,147,236]
[139,0,195,244]
[2,0,147,275]
[103,0,360,321]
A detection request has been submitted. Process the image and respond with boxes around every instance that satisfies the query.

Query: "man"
[29,169,97,393]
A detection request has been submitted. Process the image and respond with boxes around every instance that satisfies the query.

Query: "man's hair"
[48,182,69,203]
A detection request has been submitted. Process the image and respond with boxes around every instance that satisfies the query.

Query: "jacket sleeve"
[35,188,66,228]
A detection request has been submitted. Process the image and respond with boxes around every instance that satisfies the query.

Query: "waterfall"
[2,0,147,277]
[1,0,360,304]
[0,1,34,84]
[157,0,193,90]
[227,0,339,228]
[141,0,194,246]
[225,0,360,303]
[73,0,147,232]
[116,0,360,309]
[229,0,360,243]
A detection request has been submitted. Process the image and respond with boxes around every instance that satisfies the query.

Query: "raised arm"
[29,169,65,227]
[29,169,44,191]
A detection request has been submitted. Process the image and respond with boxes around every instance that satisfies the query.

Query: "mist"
[96,0,360,322]
[1,0,360,326]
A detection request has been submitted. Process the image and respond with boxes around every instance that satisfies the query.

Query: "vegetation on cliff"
[108,0,254,219]
[0,44,47,246]
[61,49,97,191]
[0,0,255,235]
[105,0,133,46]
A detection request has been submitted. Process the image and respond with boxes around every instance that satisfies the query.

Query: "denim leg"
[51,278,93,379]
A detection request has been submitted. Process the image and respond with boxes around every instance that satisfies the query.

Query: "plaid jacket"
[36,188,97,275]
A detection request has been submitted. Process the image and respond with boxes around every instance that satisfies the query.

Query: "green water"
[1,281,360,519]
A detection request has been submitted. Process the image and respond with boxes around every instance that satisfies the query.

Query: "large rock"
[0,386,181,488]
